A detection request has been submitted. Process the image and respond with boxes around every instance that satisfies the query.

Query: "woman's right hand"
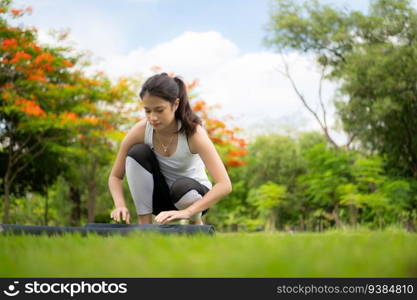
[110,206,131,224]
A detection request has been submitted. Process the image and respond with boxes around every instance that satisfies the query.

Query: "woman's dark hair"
[139,73,202,136]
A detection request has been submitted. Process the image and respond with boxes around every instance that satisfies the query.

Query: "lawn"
[1,227,416,277]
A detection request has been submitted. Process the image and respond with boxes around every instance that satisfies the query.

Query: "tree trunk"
[299,214,305,231]
[265,211,277,232]
[69,186,81,226]
[348,204,358,227]
[44,196,48,226]
[377,211,383,229]
[2,178,11,224]
[87,159,98,223]
[404,218,415,232]
[319,216,323,232]
[333,204,341,228]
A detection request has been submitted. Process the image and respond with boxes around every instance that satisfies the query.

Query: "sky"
[11,0,375,143]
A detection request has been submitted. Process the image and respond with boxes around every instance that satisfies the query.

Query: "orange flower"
[101,121,112,130]
[226,159,247,167]
[3,82,14,89]
[10,9,23,17]
[34,53,53,65]
[29,42,41,52]
[15,98,46,117]
[10,51,32,64]
[239,139,247,148]
[150,65,162,73]
[28,74,47,82]
[88,79,100,85]
[61,112,78,124]
[0,8,5,13]
[25,6,33,14]
[213,120,226,129]
[192,100,206,112]
[83,115,99,125]
[43,64,53,72]
[228,149,247,157]
[62,60,73,68]
[15,65,25,72]
[2,39,18,50]
[211,137,225,145]
[186,79,199,91]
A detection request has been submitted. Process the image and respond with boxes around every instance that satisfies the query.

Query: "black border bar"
[0,278,415,299]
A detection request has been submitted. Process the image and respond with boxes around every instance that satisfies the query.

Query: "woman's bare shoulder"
[123,118,147,146]
[188,124,209,153]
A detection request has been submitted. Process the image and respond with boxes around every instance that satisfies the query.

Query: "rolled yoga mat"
[0,223,215,236]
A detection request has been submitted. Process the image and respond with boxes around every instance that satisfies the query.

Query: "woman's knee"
[170,177,201,202]
[126,144,153,172]
[171,178,210,216]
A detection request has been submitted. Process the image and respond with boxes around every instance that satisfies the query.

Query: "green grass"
[1,228,417,277]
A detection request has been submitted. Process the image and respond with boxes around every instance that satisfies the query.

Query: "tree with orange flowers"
[185,79,248,169]
[0,0,247,225]
[0,1,139,224]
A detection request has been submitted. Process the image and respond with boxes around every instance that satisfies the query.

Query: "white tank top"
[144,119,212,190]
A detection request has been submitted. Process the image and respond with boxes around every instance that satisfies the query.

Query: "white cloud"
[93,31,346,143]
[96,31,239,79]
[11,1,346,145]
[14,0,127,59]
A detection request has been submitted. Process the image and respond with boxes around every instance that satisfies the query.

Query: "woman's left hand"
[155,210,191,225]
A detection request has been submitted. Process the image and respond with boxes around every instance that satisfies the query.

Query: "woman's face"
[142,93,179,131]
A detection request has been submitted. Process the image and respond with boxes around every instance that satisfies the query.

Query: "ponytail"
[173,76,202,136]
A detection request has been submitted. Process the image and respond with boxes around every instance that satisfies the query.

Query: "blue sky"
[11,0,379,142]
[15,0,369,54]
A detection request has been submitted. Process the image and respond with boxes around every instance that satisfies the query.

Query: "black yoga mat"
[0,223,215,236]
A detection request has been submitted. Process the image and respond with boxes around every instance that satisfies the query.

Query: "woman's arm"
[108,139,130,209]
[108,120,146,222]
[184,125,232,216]
[155,124,233,225]
[155,125,232,224]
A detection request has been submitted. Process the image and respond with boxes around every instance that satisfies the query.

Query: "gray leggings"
[125,144,210,220]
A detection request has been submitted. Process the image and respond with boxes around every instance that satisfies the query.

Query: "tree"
[298,143,354,228]
[265,0,417,178]
[0,1,139,224]
[247,181,287,232]
[245,134,302,189]
[0,1,248,225]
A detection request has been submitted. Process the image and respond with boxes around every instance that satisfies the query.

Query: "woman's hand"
[155,210,191,225]
[110,206,131,224]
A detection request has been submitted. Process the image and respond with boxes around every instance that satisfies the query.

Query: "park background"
[1,0,417,232]
[2,0,417,278]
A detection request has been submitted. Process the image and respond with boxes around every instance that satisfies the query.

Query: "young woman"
[108,73,232,225]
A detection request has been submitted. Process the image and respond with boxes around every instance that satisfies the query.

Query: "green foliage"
[266,0,417,177]
[0,0,140,224]
[2,0,417,232]
[247,181,287,211]
[298,143,353,207]
[247,182,287,231]
[246,134,303,188]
